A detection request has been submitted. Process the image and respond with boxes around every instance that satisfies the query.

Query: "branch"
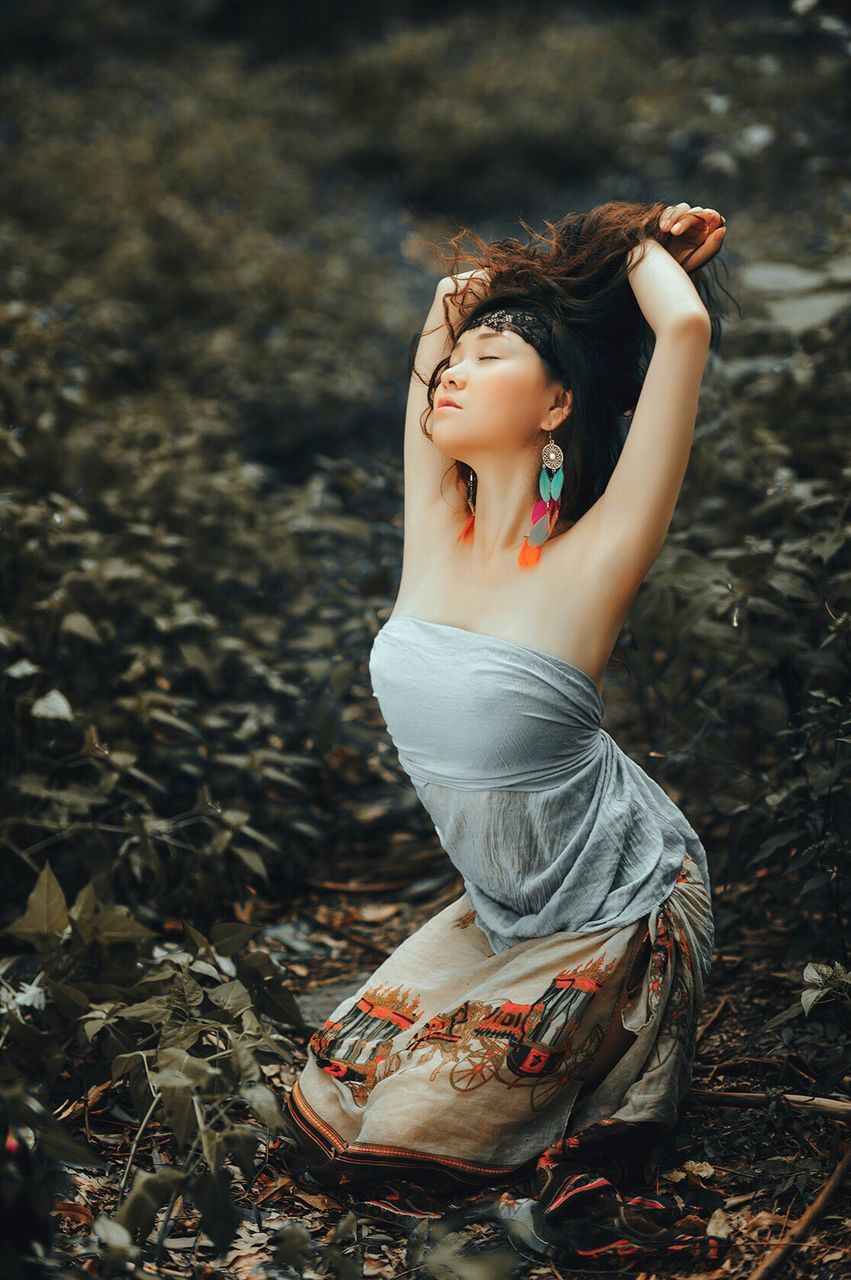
[689,1088,851,1119]
[746,1142,851,1280]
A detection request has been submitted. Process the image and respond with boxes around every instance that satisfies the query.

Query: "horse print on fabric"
[391,951,623,1111]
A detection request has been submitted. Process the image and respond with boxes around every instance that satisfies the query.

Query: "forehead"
[449,326,520,356]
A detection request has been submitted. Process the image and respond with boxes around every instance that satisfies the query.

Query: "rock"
[740,262,828,295]
[764,291,850,334]
[296,971,374,1027]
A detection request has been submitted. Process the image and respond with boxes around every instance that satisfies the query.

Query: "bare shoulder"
[547,493,647,628]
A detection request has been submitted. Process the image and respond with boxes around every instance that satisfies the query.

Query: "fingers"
[659,202,689,230]
[670,210,705,235]
[660,204,726,237]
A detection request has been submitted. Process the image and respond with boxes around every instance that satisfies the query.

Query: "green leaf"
[115,1168,189,1239]
[41,978,90,1017]
[239,1081,285,1132]
[232,845,269,880]
[173,968,205,1011]
[113,997,171,1024]
[228,1033,261,1083]
[757,1002,803,1034]
[182,920,212,956]
[189,1168,240,1253]
[802,961,834,986]
[92,908,157,944]
[255,982,309,1030]
[159,1085,198,1151]
[208,979,253,1017]
[3,862,69,942]
[271,1222,316,1269]
[801,985,831,1015]
[111,1051,154,1081]
[93,1215,136,1267]
[69,882,97,944]
[237,950,280,983]
[210,922,260,956]
[28,1111,107,1168]
[222,1123,260,1183]
[154,1047,223,1092]
[200,1124,227,1173]
[159,1021,205,1054]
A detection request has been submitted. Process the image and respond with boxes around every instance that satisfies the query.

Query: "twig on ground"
[116,1091,161,1208]
[689,1088,851,1118]
[745,1142,851,1280]
[696,994,729,1045]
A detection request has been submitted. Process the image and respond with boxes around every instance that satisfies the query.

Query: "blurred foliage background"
[0,0,849,1274]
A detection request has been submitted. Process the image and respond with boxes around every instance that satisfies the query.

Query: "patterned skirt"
[279,849,729,1268]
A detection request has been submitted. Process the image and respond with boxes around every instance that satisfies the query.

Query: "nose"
[442,362,463,390]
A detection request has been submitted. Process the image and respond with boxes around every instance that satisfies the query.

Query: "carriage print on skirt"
[308,948,625,1111]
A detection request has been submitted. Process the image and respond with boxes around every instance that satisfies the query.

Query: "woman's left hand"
[658,203,727,272]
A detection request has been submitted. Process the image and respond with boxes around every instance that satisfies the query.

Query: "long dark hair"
[411,200,736,530]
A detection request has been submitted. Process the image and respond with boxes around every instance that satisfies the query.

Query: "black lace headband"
[465,305,561,378]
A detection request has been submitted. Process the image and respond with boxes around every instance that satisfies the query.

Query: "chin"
[431,425,467,457]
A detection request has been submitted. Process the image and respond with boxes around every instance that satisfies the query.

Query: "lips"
[437,398,462,409]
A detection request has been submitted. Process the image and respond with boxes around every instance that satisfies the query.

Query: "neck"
[464,462,541,566]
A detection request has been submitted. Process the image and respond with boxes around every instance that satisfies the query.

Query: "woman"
[279,201,731,1267]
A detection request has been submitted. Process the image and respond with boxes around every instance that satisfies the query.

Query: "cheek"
[478,369,541,433]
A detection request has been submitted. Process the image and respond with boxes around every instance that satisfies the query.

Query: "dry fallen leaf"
[746,1209,796,1233]
[707,1207,732,1238]
[255,1174,295,1204]
[363,1259,398,1277]
[357,903,401,923]
[293,1188,343,1211]
[50,1200,94,1226]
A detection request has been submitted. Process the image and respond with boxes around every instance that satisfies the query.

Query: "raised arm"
[401,269,490,533]
[590,237,712,591]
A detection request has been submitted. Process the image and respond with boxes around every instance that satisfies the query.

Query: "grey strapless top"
[368,616,713,956]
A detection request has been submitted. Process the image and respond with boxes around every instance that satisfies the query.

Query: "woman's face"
[431,325,566,457]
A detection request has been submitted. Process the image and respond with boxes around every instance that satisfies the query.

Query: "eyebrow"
[448,329,507,359]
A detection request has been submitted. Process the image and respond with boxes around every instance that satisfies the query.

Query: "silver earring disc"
[543,440,563,470]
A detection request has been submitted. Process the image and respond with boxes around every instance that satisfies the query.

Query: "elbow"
[657,308,712,342]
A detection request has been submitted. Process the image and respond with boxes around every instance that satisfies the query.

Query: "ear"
[545,386,572,432]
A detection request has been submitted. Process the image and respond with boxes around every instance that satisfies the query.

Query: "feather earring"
[518,434,563,568]
[457,468,476,542]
